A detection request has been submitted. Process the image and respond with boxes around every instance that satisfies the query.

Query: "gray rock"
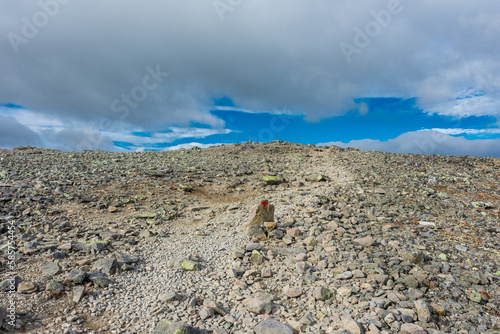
[414,299,432,323]
[296,262,308,274]
[404,276,420,289]
[88,272,112,288]
[204,300,229,316]
[284,286,303,298]
[51,251,67,259]
[0,306,6,328]
[45,280,64,295]
[0,276,22,292]
[313,286,332,301]
[153,320,206,334]
[268,229,284,239]
[168,257,200,271]
[247,225,267,241]
[199,308,214,320]
[244,298,274,314]
[341,315,364,334]
[336,271,353,279]
[65,269,87,285]
[248,200,275,226]
[114,251,139,264]
[18,281,37,294]
[40,262,61,276]
[159,291,178,302]
[254,318,297,334]
[400,323,425,333]
[353,235,374,247]
[92,258,117,275]
[73,286,85,303]
[403,251,424,265]
[250,250,264,265]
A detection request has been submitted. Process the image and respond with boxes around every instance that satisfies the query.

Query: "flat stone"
[337,286,353,298]
[246,242,263,252]
[167,257,199,271]
[204,300,229,316]
[159,291,178,302]
[400,323,425,333]
[244,298,274,314]
[92,258,117,275]
[353,235,374,247]
[286,228,301,238]
[303,236,317,246]
[341,315,364,334]
[18,281,37,294]
[336,271,353,280]
[296,262,308,274]
[114,251,139,264]
[181,260,199,271]
[73,286,85,303]
[40,262,61,276]
[263,176,282,185]
[284,287,303,298]
[254,318,296,334]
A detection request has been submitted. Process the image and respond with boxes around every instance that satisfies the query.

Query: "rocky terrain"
[0,141,499,334]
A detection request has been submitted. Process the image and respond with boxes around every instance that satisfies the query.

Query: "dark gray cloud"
[0,115,42,148]
[0,114,115,151]
[1,0,499,132]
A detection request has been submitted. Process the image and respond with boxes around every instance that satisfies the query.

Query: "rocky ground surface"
[0,141,499,334]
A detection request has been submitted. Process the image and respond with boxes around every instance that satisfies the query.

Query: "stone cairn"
[248,199,274,227]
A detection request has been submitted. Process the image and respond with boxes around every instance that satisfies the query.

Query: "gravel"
[0,142,499,333]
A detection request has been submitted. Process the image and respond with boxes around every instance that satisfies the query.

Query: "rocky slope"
[0,142,499,334]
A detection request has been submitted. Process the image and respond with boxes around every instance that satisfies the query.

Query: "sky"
[1,1,500,157]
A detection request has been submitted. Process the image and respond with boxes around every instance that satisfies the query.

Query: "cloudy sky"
[1,1,499,156]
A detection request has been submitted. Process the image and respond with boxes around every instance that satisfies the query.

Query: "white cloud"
[425,89,500,118]
[102,127,232,146]
[163,142,225,151]
[319,130,500,157]
[428,128,500,135]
